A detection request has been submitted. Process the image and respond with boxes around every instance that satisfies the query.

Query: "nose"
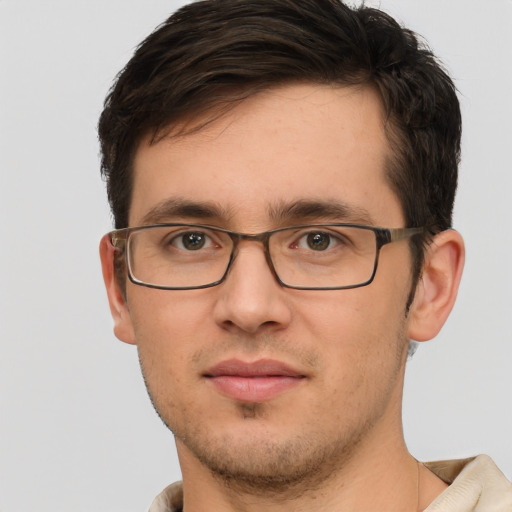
[212,242,292,334]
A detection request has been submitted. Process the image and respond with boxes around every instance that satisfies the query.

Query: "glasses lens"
[128,225,233,288]
[270,225,377,289]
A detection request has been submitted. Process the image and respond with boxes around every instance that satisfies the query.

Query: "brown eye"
[306,232,331,251]
[175,232,207,250]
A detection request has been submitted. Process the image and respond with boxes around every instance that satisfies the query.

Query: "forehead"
[130,83,403,229]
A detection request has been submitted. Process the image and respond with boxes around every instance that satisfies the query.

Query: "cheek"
[296,284,409,382]
[129,286,211,338]
[127,291,215,428]
[128,289,213,380]
[298,286,405,346]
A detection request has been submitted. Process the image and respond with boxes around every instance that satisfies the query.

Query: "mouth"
[204,359,306,403]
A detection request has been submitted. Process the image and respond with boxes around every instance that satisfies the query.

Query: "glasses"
[109,223,425,291]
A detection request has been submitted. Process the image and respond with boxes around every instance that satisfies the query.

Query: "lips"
[204,359,305,402]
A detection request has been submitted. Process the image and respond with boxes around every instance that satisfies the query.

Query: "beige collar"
[424,455,512,511]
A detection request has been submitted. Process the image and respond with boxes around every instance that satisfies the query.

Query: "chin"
[172,410,370,495]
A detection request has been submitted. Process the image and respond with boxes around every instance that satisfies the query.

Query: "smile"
[204,359,306,402]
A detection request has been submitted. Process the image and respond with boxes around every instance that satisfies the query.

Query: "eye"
[296,231,339,251]
[171,231,212,251]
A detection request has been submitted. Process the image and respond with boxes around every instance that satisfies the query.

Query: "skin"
[101,83,465,511]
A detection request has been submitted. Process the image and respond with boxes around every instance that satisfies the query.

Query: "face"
[114,84,418,489]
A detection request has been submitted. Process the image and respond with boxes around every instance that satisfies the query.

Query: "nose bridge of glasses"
[228,231,277,277]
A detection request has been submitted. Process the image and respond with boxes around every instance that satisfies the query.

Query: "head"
[99,0,464,496]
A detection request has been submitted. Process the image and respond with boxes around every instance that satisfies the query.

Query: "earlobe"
[407,230,465,342]
[99,234,137,345]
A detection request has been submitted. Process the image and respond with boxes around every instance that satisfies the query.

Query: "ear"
[99,234,136,345]
[407,229,465,341]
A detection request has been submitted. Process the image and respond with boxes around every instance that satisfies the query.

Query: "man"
[98,0,512,510]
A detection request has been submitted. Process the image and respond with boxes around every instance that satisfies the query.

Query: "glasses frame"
[109,223,426,291]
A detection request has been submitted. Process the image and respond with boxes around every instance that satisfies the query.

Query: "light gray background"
[0,1,510,510]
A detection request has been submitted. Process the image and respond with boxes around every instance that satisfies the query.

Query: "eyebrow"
[139,197,375,227]
[267,199,376,225]
[140,198,233,225]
